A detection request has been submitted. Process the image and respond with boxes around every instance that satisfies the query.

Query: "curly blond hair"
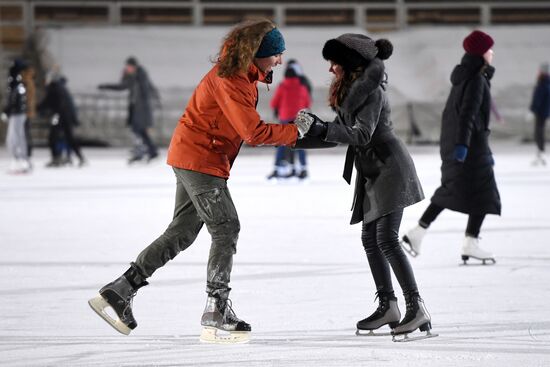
[217,19,276,78]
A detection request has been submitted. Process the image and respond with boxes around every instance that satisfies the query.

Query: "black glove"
[306,113,328,138]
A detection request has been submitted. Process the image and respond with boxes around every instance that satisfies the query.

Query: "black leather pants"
[361,209,418,295]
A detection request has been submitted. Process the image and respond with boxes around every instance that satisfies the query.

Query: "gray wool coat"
[101,66,159,131]
[323,58,424,224]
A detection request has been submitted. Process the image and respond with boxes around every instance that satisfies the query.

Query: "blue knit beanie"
[255,28,285,58]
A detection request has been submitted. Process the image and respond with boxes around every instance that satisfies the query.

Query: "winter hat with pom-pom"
[463,30,494,56]
[322,33,392,71]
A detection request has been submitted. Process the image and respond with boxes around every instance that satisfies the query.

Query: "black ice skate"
[88,264,148,335]
[200,296,251,344]
[461,236,496,265]
[391,293,438,342]
[356,293,401,336]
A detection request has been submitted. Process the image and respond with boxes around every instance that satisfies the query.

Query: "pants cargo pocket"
[194,187,237,225]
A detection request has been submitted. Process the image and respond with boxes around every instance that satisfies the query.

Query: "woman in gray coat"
[296,34,434,340]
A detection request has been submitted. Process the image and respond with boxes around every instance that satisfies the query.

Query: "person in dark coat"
[294,34,433,339]
[39,73,86,167]
[99,57,160,163]
[402,30,501,265]
[529,62,550,166]
[2,58,32,173]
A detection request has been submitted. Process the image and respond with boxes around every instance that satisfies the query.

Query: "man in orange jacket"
[89,19,312,344]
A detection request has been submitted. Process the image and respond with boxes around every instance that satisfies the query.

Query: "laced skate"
[392,294,438,342]
[461,236,496,265]
[88,265,148,335]
[200,296,251,344]
[356,293,401,336]
[400,225,426,257]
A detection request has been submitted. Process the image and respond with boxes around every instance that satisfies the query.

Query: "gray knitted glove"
[294,109,314,138]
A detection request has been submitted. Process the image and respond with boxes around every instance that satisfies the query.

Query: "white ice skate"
[461,236,495,265]
[401,225,426,257]
[531,150,547,166]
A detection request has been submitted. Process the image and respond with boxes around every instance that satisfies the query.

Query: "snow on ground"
[0,142,549,367]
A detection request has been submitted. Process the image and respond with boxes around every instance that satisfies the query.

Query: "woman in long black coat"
[529,62,550,166]
[296,33,433,339]
[402,30,501,265]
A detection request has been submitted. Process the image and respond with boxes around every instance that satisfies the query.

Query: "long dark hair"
[328,65,365,108]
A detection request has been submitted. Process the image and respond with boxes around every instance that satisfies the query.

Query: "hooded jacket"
[323,58,424,224]
[431,53,501,215]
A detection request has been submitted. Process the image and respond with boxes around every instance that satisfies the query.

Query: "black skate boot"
[391,292,437,342]
[200,295,251,344]
[88,263,148,335]
[356,292,401,336]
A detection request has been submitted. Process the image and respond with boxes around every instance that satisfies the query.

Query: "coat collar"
[247,63,272,85]
[341,58,385,113]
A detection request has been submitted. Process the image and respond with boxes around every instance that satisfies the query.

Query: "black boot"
[88,263,149,335]
[357,292,401,332]
[392,292,431,336]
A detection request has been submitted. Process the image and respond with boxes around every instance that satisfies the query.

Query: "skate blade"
[461,255,496,266]
[400,240,418,258]
[88,295,131,336]
[392,330,439,343]
[356,329,392,336]
[199,327,250,344]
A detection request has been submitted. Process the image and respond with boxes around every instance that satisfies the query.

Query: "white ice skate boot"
[401,225,426,257]
[461,236,496,265]
[356,292,401,336]
[532,150,547,166]
[392,293,438,342]
[200,296,251,344]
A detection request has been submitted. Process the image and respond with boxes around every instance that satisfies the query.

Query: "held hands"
[453,144,468,162]
[294,109,314,138]
[294,110,328,138]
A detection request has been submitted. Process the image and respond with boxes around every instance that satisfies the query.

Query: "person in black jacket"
[99,57,160,164]
[295,34,434,340]
[2,59,32,173]
[402,30,500,265]
[529,62,550,166]
[39,72,86,167]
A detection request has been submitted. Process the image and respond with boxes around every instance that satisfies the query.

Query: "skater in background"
[402,30,501,265]
[529,62,550,166]
[294,33,434,339]
[98,57,160,164]
[39,71,86,167]
[268,60,311,180]
[2,58,32,174]
[89,19,305,343]
[21,64,36,158]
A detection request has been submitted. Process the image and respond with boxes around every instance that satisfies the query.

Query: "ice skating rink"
[1,142,549,367]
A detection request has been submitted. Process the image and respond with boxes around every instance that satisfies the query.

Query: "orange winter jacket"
[167,63,298,179]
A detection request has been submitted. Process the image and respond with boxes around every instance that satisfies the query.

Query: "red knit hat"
[463,30,494,56]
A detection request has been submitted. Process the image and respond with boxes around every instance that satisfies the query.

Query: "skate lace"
[223,299,241,322]
[373,292,390,315]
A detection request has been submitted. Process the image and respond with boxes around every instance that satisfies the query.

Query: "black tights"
[361,209,418,296]
[534,115,547,152]
[419,202,485,237]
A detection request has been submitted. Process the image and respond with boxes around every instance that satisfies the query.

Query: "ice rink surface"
[1,142,549,367]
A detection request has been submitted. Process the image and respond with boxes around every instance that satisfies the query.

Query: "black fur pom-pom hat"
[322,33,393,71]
